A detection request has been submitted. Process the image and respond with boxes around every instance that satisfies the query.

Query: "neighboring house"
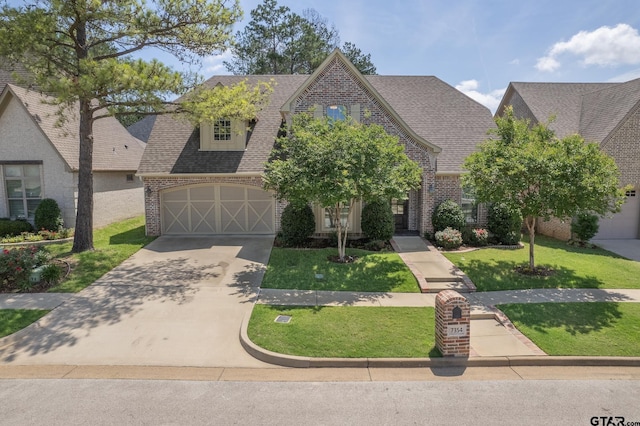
[138,49,494,237]
[497,80,640,240]
[0,83,146,229]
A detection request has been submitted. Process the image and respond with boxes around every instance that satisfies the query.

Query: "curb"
[239,309,640,368]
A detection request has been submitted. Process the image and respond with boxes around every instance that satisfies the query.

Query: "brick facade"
[289,57,441,235]
[602,105,640,188]
[435,290,470,357]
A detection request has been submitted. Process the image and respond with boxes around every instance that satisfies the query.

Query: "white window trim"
[200,118,247,151]
[313,201,363,233]
[2,163,43,221]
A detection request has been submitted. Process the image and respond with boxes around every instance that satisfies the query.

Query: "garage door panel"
[161,184,274,235]
[595,193,640,239]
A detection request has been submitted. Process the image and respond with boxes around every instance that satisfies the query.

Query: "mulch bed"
[0,259,71,294]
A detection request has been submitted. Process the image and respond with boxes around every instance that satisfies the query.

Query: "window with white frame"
[461,189,477,224]
[327,105,347,121]
[213,119,232,141]
[3,164,42,220]
[324,204,350,229]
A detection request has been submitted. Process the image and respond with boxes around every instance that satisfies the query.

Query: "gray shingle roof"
[127,115,156,143]
[4,84,145,171]
[139,74,494,175]
[505,81,640,143]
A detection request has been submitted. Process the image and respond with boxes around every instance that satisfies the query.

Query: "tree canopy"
[463,106,626,270]
[224,0,376,75]
[0,0,272,252]
[264,112,421,260]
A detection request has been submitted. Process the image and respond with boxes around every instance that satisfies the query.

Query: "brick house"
[0,78,146,228]
[497,80,640,240]
[138,50,494,237]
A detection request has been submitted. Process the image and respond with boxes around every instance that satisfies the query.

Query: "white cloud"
[203,50,233,76]
[455,80,505,113]
[536,24,640,72]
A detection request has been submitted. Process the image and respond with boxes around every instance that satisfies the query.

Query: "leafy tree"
[463,106,626,270]
[0,0,272,252]
[225,0,376,75]
[264,113,421,261]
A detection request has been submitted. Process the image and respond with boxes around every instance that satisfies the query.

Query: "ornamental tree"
[264,113,422,261]
[0,0,272,252]
[463,106,626,270]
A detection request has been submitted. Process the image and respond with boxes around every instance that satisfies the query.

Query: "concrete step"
[425,276,463,283]
[420,280,472,293]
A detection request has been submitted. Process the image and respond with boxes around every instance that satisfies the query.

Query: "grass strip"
[262,248,419,293]
[445,235,640,291]
[46,216,155,293]
[248,305,439,358]
[499,302,640,356]
[0,309,49,338]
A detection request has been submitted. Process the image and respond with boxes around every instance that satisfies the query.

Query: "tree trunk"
[71,20,94,253]
[72,98,95,253]
[526,216,536,270]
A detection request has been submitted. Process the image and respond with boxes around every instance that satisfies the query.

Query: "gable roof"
[139,53,494,176]
[499,80,640,144]
[0,84,145,171]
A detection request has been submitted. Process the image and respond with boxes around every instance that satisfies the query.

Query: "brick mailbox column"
[435,290,470,357]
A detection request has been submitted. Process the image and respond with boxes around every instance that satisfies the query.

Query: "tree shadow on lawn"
[459,259,604,292]
[108,225,154,246]
[528,235,629,261]
[500,302,623,336]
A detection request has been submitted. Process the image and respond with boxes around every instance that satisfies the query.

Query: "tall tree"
[463,106,626,271]
[264,112,421,261]
[225,0,376,75]
[0,0,272,252]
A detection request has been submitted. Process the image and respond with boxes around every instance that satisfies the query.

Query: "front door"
[391,198,408,231]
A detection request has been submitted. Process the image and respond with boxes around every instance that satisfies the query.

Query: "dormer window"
[200,118,247,151]
[213,119,232,141]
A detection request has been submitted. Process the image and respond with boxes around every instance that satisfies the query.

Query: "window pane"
[24,165,40,177]
[324,206,349,228]
[4,165,22,177]
[24,178,41,197]
[27,199,41,218]
[327,105,346,121]
[213,119,232,140]
[6,179,23,198]
[8,199,25,218]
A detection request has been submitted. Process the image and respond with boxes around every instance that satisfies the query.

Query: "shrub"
[361,199,394,241]
[464,228,489,247]
[280,203,315,246]
[435,227,463,250]
[0,246,39,291]
[41,263,63,284]
[571,212,600,242]
[34,198,63,231]
[432,200,465,232]
[363,239,387,251]
[0,218,33,238]
[488,203,522,245]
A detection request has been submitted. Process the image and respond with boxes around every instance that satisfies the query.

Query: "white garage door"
[161,184,275,235]
[594,191,640,239]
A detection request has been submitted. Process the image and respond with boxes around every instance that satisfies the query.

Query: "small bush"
[464,228,489,247]
[280,203,315,246]
[363,239,387,251]
[361,199,394,241]
[571,212,600,242]
[34,198,63,232]
[41,263,63,284]
[432,200,465,232]
[0,218,33,238]
[435,227,463,250]
[488,203,522,245]
[0,246,40,291]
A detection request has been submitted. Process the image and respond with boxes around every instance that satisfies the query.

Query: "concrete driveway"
[593,239,640,261]
[0,236,276,368]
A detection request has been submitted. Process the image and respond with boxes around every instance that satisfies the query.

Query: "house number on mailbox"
[447,324,468,336]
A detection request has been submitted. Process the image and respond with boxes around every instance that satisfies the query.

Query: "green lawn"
[0,309,49,338]
[248,305,439,358]
[444,236,640,291]
[46,216,155,292]
[261,248,419,293]
[499,302,640,356]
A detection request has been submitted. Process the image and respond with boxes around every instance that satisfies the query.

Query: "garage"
[161,184,275,235]
[594,190,640,239]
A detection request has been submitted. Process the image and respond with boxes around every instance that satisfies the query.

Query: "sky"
[193,0,640,113]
